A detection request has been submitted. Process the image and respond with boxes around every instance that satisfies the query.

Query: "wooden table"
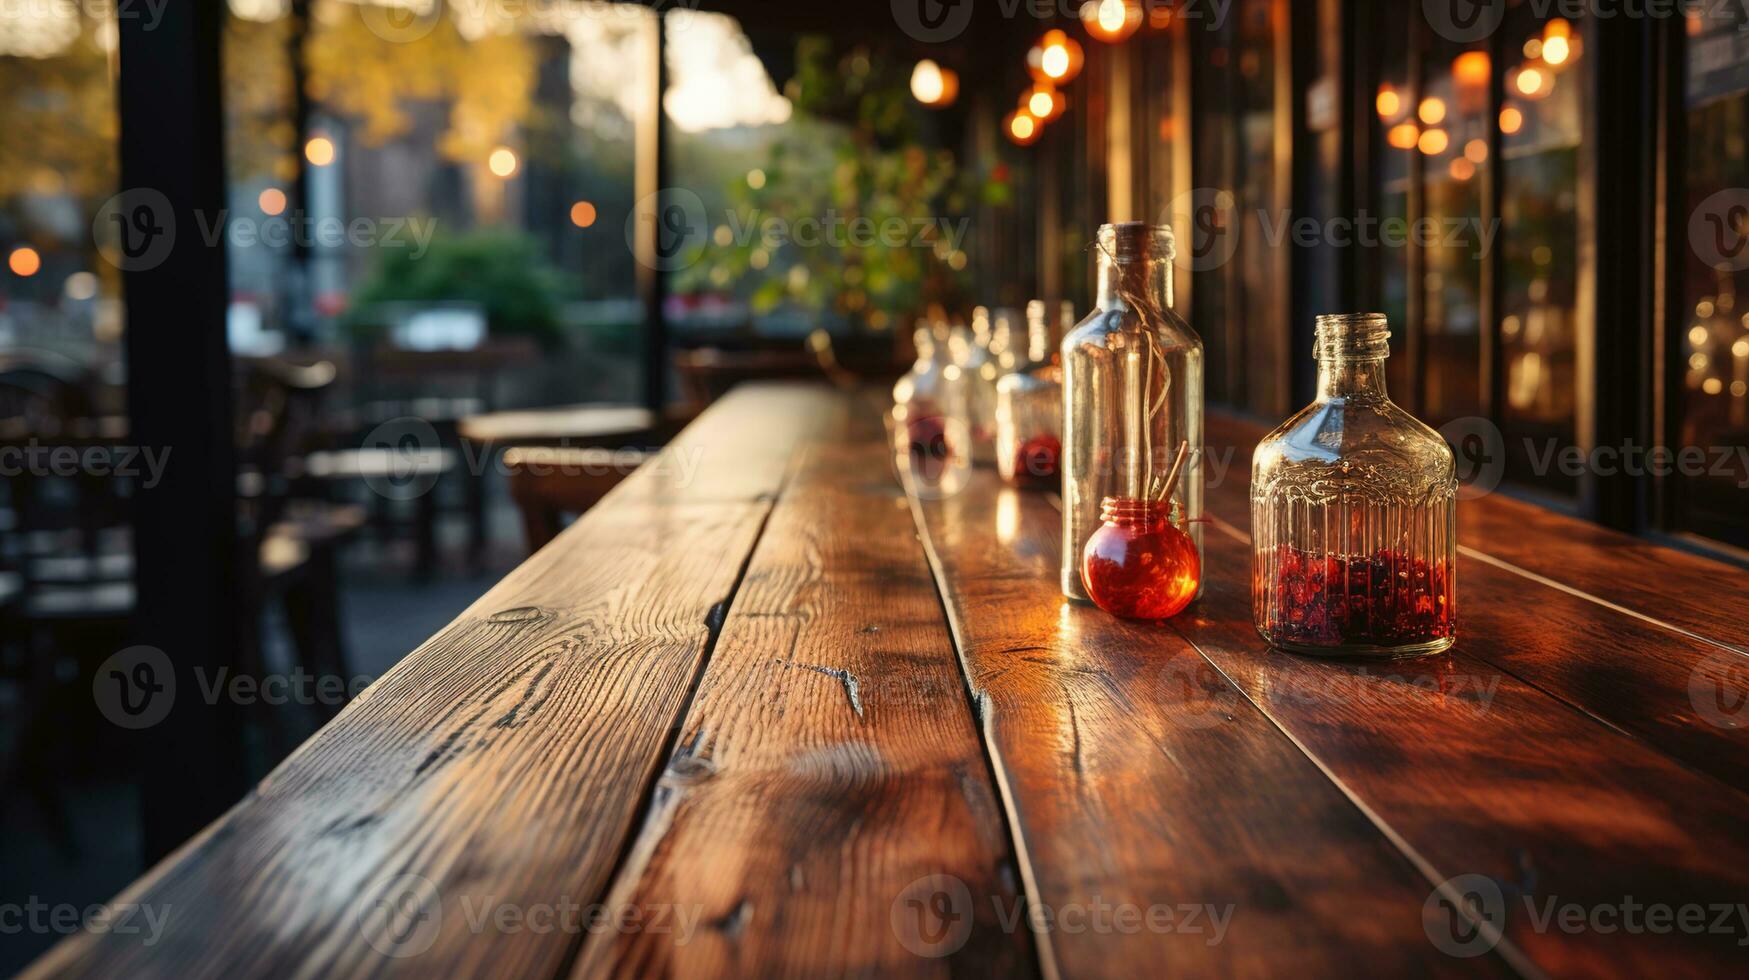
[29,384,1749,978]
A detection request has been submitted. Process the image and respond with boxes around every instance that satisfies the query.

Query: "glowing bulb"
[1453,51,1491,88]
[1376,87,1401,119]
[1419,97,1447,125]
[1029,89,1054,118]
[258,187,286,215]
[1465,139,1488,163]
[1449,158,1476,181]
[8,246,41,277]
[1542,35,1570,66]
[1690,325,1711,346]
[304,136,335,167]
[1418,129,1449,156]
[1516,67,1548,97]
[1500,106,1524,134]
[1081,0,1140,42]
[1042,44,1069,78]
[911,59,945,105]
[569,201,597,228]
[1733,339,1749,357]
[488,146,518,178]
[1009,112,1037,143]
[747,169,766,190]
[1387,123,1420,150]
[1543,17,1572,41]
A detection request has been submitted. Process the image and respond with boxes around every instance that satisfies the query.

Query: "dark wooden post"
[115,0,247,859]
[637,11,670,412]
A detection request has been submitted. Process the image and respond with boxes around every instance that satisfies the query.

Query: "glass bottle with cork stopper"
[1251,313,1457,657]
[1061,222,1204,602]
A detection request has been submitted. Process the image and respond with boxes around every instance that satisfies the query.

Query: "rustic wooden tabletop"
[28,383,1749,978]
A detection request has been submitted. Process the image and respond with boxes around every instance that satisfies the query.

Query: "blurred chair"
[672,346,825,417]
[503,446,651,553]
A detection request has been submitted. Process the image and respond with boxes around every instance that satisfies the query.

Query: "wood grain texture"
[911,476,1506,978]
[572,401,1035,978]
[1179,511,1749,978]
[25,385,833,980]
[1204,413,1749,791]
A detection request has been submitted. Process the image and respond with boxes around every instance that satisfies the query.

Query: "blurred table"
[457,403,657,448]
[27,384,1749,978]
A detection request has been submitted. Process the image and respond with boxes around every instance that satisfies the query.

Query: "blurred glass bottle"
[1061,223,1204,601]
[947,321,999,465]
[892,322,970,495]
[996,300,1066,488]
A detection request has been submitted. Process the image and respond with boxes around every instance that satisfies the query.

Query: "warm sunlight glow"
[664,12,793,132]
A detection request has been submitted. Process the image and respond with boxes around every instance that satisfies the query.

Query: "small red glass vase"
[1081,496,1200,620]
[906,415,953,482]
[1009,434,1061,488]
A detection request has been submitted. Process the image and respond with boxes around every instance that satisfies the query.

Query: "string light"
[1006,109,1041,146]
[1029,30,1083,85]
[8,246,41,277]
[910,60,959,107]
[569,201,597,228]
[1418,128,1449,156]
[1376,86,1402,120]
[1081,0,1141,43]
[1418,97,1447,125]
[487,146,518,178]
[1500,105,1524,134]
[304,136,335,167]
[257,188,287,216]
[1025,83,1066,122]
[1387,123,1420,150]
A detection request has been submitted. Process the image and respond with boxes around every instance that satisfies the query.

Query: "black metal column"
[115,0,247,859]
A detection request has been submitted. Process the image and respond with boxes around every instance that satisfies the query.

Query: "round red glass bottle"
[1081,496,1201,620]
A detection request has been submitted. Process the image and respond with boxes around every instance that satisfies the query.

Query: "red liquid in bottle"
[1081,496,1200,620]
[1009,434,1061,488]
[1256,545,1453,650]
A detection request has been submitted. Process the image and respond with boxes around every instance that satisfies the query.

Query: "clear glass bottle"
[947,322,999,466]
[892,324,970,495]
[1062,223,1204,601]
[1251,313,1457,657]
[996,300,1064,488]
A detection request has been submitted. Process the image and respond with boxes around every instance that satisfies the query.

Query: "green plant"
[344,231,565,346]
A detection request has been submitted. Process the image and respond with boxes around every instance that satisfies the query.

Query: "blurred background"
[2,0,1746,970]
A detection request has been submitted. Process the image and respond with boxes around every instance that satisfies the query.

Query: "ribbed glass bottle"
[1251,314,1457,657]
[1061,223,1204,601]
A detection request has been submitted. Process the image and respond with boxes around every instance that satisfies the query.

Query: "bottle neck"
[1095,256,1174,313]
[1315,357,1389,402]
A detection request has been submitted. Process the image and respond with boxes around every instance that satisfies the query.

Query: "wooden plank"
[1204,413,1749,791]
[25,385,833,979]
[572,402,1036,977]
[911,474,1509,977]
[1177,517,1749,977]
